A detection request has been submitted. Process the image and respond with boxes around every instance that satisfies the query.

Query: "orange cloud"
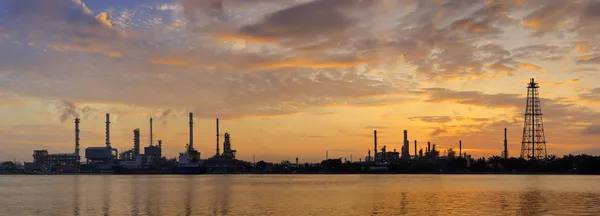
[49,43,123,57]
[149,55,368,70]
[454,19,499,33]
[575,41,592,53]
[95,12,114,29]
[487,63,515,76]
[517,62,546,72]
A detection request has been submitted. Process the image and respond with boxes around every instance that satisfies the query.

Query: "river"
[1,175,599,216]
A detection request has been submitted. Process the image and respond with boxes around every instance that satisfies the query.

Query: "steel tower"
[520,78,547,160]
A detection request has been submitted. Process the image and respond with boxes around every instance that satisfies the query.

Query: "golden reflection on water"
[1,175,600,216]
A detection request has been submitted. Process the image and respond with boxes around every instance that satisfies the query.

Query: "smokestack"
[189,113,193,151]
[504,128,508,159]
[75,118,80,164]
[374,130,378,162]
[460,140,462,158]
[216,118,220,156]
[158,140,162,149]
[414,140,417,157]
[427,142,431,153]
[402,130,409,159]
[105,113,111,148]
[150,118,153,146]
[134,128,140,156]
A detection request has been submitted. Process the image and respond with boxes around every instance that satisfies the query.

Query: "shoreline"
[1,172,597,176]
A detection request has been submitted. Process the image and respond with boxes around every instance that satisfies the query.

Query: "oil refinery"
[16,78,559,175]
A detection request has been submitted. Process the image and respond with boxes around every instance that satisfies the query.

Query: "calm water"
[1,175,600,216]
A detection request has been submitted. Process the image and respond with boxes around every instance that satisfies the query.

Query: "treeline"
[249,154,600,174]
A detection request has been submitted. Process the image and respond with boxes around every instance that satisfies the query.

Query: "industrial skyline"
[2,0,600,163]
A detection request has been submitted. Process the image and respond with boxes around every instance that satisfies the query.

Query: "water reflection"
[3,175,600,216]
[518,188,545,216]
[184,177,193,216]
[72,176,80,216]
[211,176,232,216]
[131,176,140,216]
[145,177,161,216]
[399,192,408,215]
[102,175,111,216]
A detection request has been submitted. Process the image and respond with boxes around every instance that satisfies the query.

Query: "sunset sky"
[1,0,600,163]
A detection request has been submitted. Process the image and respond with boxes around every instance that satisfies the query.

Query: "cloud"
[302,135,329,139]
[577,56,600,64]
[573,68,598,73]
[1,0,110,28]
[430,127,448,137]
[582,125,600,136]
[409,116,453,124]
[364,125,391,130]
[149,52,367,71]
[236,0,374,42]
[517,62,547,72]
[488,63,515,76]
[422,88,522,108]
[0,93,28,106]
[579,88,600,102]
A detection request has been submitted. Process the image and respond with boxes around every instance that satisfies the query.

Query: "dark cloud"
[582,125,600,136]
[577,56,600,64]
[1,0,108,27]
[430,127,448,137]
[422,88,522,108]
[237,0,373,42]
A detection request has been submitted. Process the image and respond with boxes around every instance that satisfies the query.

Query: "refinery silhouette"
[2,78,600,175]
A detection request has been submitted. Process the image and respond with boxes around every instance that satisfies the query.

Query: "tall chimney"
[158,140,163,149]
[75,118,80,164]
[216,118,220,156]
[373,130,378,162]
[105,113,111,148]
[150,118,153,146]
[460,140,462,158]
[189,113,194,151]
[414,140,417,157]
[402,130,409,159]
[427,142,431,153]
[503,128,508,159]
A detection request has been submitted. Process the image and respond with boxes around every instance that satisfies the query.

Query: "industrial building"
[85,113,118,169]
[203,118,245,173]
[178,113,201,165]
[32,150,77,166]
[118,117,165,169]
[27,117,81,172]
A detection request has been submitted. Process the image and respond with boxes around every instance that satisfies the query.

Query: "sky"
[1,0,600,163]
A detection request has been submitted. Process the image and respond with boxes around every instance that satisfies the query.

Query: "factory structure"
[362,128,474,171]
[201,118,245,173]
[24,111,246,174]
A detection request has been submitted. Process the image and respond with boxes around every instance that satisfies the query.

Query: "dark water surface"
[1,175,600,216]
